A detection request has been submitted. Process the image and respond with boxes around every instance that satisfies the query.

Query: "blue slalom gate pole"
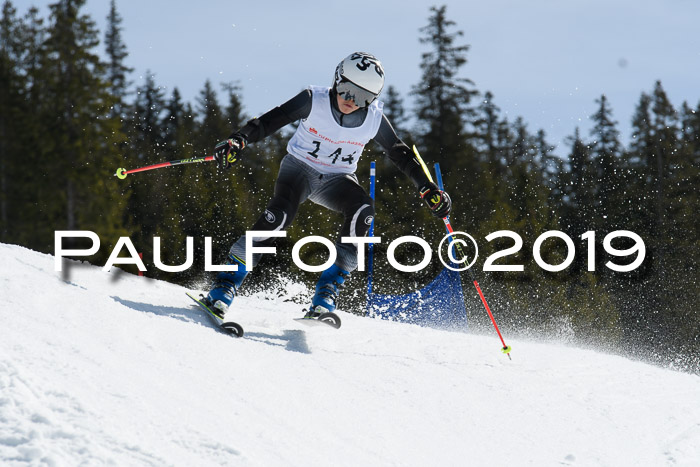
[366,162,377,303]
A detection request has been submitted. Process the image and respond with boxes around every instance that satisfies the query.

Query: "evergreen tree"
[648,85,697,359]
[123,72,168,262]
[194,80,227,150]
[629,93,653,166]
[536,129,561,195]
[589,94,622,229]
[38,0,128,255]
[14,6,45,120]
[222,82,245,130]
[412,5,478,168]
[636,82,678,320]
[616,91,657,350]
[562,127,596,232]
[381,85,407,138]
[672,101,700,360]
[220,80,260,237]
[155,87,196,277]
[0,1,25,240]
[173,80,238,277]
[622,82,689,356]
[625,91,656,240]
[162,87,192,160]
[501,119,554,269]
[412,4,486,259]
[472,92,515,223]
[650,82,679,246]
[129,72,166,161]
[473,91,500,161]
[680,101,700,153]
[104,0,131,119]
[1,4,51,245]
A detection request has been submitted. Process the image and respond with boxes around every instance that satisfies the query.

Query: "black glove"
[420,182,452,218]
[213,134,246,170]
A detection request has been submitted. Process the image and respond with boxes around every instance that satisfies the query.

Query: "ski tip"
[318,312,341,329]
[222,321,244,337]
[294,312,341,329]
[186,291,243,337]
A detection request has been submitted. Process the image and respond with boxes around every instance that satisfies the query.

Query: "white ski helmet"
[333,52,385,107]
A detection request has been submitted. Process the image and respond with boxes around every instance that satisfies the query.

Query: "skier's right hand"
[214,134,246,170]
[420,182,452,218]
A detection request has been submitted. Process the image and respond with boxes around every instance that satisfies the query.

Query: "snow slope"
[1,242,699,466]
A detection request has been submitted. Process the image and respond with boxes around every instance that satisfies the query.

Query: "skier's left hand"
[213,134,246,170]
[420,183,452,218]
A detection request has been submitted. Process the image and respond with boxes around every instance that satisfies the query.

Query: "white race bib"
[287,86,383,174]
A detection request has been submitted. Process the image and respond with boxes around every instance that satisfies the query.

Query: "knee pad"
[348,203,375,238]
[252,206,288,231]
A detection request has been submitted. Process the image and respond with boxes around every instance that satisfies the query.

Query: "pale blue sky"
[22,0,700,152]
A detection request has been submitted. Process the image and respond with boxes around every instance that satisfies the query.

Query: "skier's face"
[337,93,360,114]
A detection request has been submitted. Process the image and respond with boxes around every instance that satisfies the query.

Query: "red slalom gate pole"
[114,155,215,179]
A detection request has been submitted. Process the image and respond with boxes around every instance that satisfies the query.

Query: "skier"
[204,52,452,320]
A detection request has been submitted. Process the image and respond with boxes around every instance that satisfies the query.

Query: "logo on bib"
[264,210,276,223]
[364,216,374,226]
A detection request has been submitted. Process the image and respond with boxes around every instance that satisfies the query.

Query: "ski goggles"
[336,80,378,108]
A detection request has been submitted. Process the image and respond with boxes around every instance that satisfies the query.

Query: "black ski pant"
[228,154,375,272]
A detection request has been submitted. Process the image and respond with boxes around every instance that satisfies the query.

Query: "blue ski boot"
[305,264,350,318]
[204,255,248,318]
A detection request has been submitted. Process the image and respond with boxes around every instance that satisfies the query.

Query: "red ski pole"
[443,218,512,360]
[413,146,512,359]
[114,155,215,179]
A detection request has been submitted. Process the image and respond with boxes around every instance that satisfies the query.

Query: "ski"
[294,311,342,329]
[186,292,244,337]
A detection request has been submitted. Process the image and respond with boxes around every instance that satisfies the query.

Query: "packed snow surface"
[1,243,699,466]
